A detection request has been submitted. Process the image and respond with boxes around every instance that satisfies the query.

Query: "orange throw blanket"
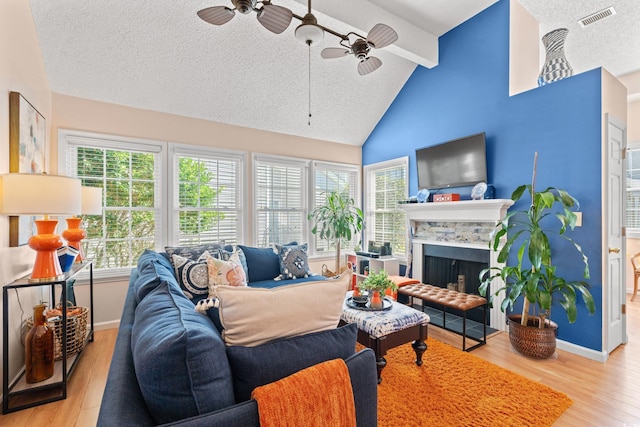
[251,358,356,427]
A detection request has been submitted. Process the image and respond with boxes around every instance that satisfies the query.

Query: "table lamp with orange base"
[0,173,81,282]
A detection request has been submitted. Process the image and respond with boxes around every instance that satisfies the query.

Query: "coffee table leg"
[412,339,427,366]
[375,356,387,384]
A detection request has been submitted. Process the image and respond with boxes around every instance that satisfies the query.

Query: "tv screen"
[416,132,487,190]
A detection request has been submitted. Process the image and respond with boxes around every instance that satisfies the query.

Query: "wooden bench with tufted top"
[398,283,487,351]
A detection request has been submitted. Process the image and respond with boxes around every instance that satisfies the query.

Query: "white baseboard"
[94,320,120,331]
[556,339,608,362]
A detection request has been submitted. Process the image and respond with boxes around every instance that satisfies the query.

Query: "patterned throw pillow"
[219,247,249,282]
[171,252,211,301]
[276,243,312,280]
[165,243,224,265]
[206,250,248,291]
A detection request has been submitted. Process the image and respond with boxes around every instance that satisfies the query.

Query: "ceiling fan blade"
[257,4,293,34]
[321,47,350,59]
[358,56,382,76]
[197,6,235,26]
[366,23,398,49]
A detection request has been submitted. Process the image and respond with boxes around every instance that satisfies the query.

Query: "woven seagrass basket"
[507,314,558,359]
[321,264,350,278]
[27,305,89,360]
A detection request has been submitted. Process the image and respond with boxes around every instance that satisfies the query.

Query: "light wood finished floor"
[2,297,640,426]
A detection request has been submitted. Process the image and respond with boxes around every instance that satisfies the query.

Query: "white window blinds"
[254,156,308,247]
[364,157,408,257]
[172,147,244,246]
[63,135,162,276]
[311,161,360,253]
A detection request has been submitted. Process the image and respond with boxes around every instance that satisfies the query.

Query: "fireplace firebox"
[423,244,489,323]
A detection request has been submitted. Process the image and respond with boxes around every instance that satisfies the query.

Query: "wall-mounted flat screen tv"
[416,132,487,190]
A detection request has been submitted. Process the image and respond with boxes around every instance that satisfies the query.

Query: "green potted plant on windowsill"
[308,190,364,276]
[358,270,397,309]
[479,153,595,359]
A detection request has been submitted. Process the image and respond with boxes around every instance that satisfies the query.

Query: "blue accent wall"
[363,0,603,351]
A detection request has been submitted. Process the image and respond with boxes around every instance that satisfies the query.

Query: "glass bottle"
[25,304,54,383]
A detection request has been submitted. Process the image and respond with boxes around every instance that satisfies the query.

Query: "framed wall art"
[8,91,46,247]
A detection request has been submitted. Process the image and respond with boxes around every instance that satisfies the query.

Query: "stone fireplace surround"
[399,199,514,331]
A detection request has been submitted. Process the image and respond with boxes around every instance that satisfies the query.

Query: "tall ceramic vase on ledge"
[538,28,573,86]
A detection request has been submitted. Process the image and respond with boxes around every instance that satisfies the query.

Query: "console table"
[2,261,94,413]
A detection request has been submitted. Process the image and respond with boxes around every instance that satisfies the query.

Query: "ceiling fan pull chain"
[308,41,312,126]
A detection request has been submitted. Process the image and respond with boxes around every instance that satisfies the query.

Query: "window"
[171,146,244,246]
[254,156,308,247]
[364,157,408,257]
[627,143,640,232]
[311,161,360,253]
[60,131,245,278]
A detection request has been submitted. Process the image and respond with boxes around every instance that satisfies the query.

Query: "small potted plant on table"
[358,270,397,309]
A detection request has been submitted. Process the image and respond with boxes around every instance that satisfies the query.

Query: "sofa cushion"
[131,280,235,424]
[226,323,357,402]
[248,274,325,289]
[134,249,178,303]
[206,250,248,288]
[275,243,312,280]
[171,252,211,302]
[215,270,351,346]
[237,245,281,282]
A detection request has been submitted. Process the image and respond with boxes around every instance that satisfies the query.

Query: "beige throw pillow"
[206,250,248,292]
[215,270,352,347]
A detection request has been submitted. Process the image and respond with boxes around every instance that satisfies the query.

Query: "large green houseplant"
[479,154,595,358]
[308,190,364,274]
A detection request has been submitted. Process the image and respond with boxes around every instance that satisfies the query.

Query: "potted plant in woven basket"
[308,190,364,276]
[479,153,595,359]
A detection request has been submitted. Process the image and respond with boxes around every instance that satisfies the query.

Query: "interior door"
[606,113,627,354]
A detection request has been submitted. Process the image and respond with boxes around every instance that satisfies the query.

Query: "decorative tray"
[345,296,393,311]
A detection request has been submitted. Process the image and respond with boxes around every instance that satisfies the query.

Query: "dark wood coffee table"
[340,295,430,383]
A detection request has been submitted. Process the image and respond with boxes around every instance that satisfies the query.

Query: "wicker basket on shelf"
[27,305,89,360]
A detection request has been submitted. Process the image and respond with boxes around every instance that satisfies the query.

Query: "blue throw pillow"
[225,323,357,402]
[275,243,312,279]
[132,280,235,424]
[171,252,214,303]
[237,245,281,282]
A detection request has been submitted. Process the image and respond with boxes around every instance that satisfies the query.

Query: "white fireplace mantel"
[399,199,514,330]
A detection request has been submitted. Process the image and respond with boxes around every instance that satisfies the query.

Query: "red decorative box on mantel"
[433,193,460,203]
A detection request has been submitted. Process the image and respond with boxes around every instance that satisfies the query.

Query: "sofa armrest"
[162,349,377,427]
[98,276,155,426]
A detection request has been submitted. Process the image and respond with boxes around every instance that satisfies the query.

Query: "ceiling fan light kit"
[197,0,398,75]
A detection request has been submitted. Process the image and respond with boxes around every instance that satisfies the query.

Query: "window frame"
[363,156,409,259]
[58,129,247,279]
[309,160,361,255]
[627,141,640,239]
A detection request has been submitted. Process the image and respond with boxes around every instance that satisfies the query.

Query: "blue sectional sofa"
[97,249,378,426]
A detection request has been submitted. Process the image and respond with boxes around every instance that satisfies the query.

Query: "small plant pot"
[507,314,558,359]
[369,291,383,310]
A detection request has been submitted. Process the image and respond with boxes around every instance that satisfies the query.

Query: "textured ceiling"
[28,0,639,146]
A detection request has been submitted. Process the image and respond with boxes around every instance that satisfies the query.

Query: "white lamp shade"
[0,173,81,215]
[81,186,103,215]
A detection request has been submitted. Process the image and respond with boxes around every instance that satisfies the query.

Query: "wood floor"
[2,297,640,426]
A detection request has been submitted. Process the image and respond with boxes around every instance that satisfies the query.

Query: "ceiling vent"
[578,6,616,27]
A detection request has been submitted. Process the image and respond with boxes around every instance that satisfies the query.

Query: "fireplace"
[399,199,513,331]
[423,244,489,323]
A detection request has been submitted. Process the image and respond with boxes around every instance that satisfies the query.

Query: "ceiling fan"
[196,0,398,76]
[320,24,398,76]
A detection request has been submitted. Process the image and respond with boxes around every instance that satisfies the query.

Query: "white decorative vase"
[538,28,573,87]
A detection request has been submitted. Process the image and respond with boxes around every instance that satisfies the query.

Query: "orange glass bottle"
[25,304,54,383]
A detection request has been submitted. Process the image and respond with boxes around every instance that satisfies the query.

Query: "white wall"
[0,0,55,395]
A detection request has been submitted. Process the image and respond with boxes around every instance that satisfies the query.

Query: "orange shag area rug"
[374,338,572,427]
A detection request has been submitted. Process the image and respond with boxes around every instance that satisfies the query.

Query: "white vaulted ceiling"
[28,0,640,146]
